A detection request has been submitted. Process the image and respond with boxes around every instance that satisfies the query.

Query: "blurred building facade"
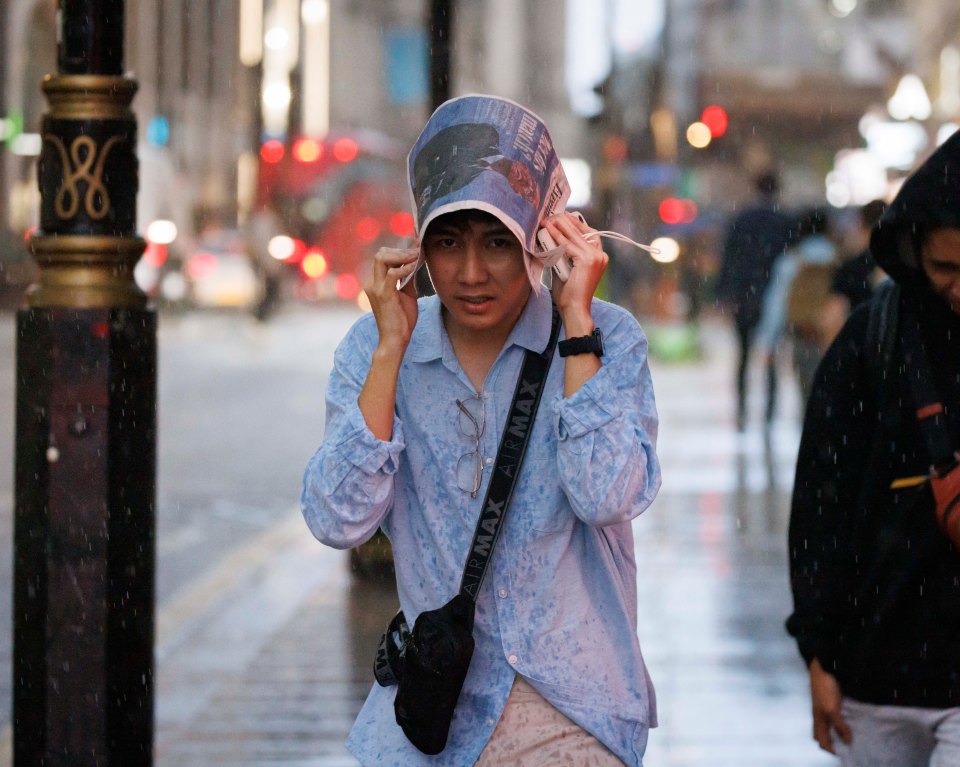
[600,0,915,218]
[0,0,578,254]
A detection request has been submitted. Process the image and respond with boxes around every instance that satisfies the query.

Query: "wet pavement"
[150,317,832,767]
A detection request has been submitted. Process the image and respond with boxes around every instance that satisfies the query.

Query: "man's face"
[423,214,531,341]
[921,228,960,314]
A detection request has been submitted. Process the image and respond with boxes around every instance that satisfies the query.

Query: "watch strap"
[558,328,603,357]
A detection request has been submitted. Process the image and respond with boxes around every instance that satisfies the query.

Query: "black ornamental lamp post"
[14,1,155,764]
[429,0,454,111]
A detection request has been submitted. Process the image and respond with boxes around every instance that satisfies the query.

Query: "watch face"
[593,328,604,355]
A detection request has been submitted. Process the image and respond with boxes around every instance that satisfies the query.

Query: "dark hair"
[859,199,887,229]
[423,209,505,237]
[755,172,779,196]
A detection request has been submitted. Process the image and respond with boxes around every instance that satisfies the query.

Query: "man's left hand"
[543,212,607,327]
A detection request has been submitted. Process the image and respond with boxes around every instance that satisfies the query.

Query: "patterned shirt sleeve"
[301,316,406,549]
[552,305,661,527]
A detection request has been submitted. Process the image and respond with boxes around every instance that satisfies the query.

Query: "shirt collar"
[503,287,553,354]
[407,296,445,363]
[407,289,552,363]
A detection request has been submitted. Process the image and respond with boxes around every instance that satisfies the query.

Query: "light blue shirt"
[301,288,661,766]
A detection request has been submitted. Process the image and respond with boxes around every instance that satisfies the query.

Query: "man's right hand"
[358,247,421,441]
[364,247,420,352]
[809,658,852,753]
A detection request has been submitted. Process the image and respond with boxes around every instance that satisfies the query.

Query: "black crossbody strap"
[901,300,955,471]
[459,305,561,602]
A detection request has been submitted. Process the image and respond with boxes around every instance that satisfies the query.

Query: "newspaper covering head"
[404,94,571,292]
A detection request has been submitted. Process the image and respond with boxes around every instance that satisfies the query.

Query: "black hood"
[871,130,960,286]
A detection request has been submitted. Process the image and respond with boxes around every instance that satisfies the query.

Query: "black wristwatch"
[558,328,604,358]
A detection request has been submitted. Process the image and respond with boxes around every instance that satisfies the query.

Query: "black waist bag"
[393,593,475,755]
[374,305,560,755]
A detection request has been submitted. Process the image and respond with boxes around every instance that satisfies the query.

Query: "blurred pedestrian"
[787,131,960,766]
[715,172,791,430]
[244,203,285,322]
[301,95,660,766]
[820,199,888,346]
[782,207,838,406]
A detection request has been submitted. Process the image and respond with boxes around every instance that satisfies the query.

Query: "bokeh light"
[293,138,323,163]
[686,122,712,149]
[650,237,680,263]
[701,105,728,137]
[333,138,358,162]
[335,272,361,299]
[260,139,285,164]
[301,249,329,279]
[268,235,296,261]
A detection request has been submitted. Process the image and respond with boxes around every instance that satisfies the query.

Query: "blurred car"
[256,131,412,303]
[182,229,263,310]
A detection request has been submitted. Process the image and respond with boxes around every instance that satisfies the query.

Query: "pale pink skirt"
[474,675,625,766]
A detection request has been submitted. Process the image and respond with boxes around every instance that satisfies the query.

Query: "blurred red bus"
[256,131,415,301]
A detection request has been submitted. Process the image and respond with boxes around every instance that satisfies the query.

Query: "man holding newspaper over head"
[301,94,661,766]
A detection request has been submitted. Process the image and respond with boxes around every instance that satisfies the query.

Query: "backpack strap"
[855,280,899,508]
[866,279,900,418]
[899,299,956,473]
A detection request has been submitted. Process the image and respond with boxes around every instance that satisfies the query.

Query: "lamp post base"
[14,307,156,767]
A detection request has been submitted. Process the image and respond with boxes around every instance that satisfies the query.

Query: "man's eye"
[431,237,458,249]
[489,237,512,249]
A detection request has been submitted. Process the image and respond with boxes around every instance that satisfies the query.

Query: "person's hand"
[364,247,420,353]
[809,658,852,753]
[542,212,608,325]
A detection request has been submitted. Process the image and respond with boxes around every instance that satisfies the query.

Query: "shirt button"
[485,457,494,466]
[508,654,518,665]
[498,587,507,598]
[486,718,495,726]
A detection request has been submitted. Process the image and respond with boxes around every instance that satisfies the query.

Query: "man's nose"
[459,244,486,282]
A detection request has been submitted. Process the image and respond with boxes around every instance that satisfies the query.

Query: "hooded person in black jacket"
[787,131,960,766]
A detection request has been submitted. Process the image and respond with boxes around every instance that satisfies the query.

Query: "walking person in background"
[820,198,888,347]
[715,172,791,430]
[754,206,837,418]
[782,207,838,407]
[301,95,661,766]
[787,132,960,766]
[244,203,285,322]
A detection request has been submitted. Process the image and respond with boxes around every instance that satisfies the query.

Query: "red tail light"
[260,140,285,164]
[144,242,168,268]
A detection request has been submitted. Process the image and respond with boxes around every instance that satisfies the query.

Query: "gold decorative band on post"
[28,234,147,309]
[45,133,125,220]
[41,74,137,120]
